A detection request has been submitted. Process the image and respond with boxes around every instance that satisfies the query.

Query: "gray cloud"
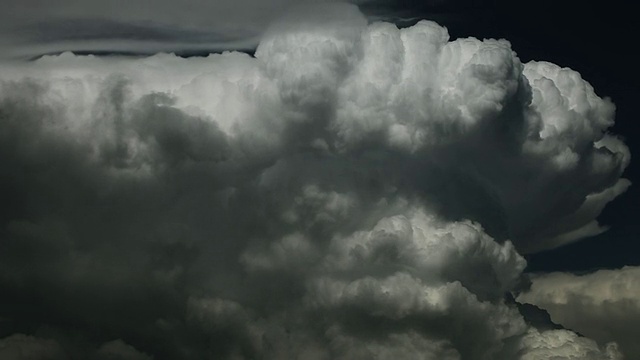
[0,3,630,359]
[10,0,489,60]
[95,340,153,360]
[0,335,152,360]
[0,0,371,59]
[517,266,640,359]
[0,334,66,360]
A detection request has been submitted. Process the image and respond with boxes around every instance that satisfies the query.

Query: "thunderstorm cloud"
[0,3,630,359]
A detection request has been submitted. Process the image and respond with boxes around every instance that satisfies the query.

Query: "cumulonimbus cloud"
[0,3,630,359]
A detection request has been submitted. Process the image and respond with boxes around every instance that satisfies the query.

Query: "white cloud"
[321,206,526,298]
[517,329,622,360]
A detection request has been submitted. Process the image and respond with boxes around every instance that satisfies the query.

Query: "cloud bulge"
[0,3,630,359]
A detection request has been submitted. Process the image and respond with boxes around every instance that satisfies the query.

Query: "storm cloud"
[0,3,630,359]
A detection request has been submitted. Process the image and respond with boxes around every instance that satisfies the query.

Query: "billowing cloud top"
[0,3,630,359]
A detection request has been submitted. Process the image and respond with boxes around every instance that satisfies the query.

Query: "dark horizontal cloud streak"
[2,0,365,59]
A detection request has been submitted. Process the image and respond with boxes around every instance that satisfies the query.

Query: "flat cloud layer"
[518,266,640,360]
[0,3,630,359]
[1,0,370,58]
